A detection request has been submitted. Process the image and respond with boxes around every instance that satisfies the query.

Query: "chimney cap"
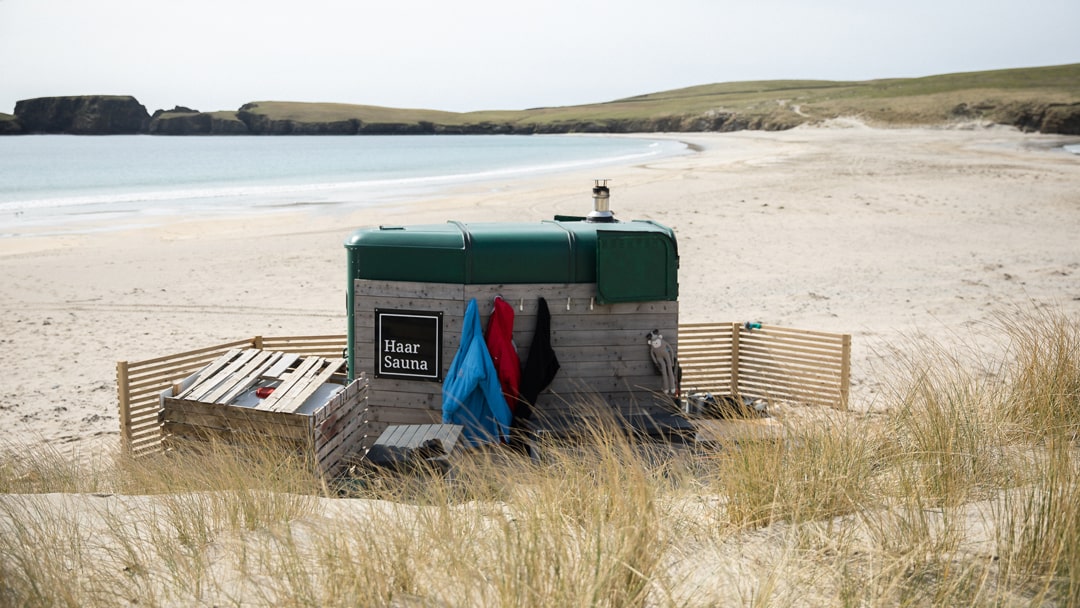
[587,179,616,223]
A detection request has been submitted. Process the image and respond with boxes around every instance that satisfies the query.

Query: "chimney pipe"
[586,179,615,223]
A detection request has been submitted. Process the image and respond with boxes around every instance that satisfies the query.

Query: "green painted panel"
[595,231,679,303]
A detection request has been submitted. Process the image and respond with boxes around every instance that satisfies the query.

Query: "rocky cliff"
[995,102,1080,135]
[0,113,21,135]
[147,107,249,135]
[13,95,150,134]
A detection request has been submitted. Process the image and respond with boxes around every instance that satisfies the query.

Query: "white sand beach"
[1,123,1078,455]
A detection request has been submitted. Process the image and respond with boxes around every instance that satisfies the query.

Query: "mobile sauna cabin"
[345,185,681,446]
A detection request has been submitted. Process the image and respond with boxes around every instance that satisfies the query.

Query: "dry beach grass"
[1,123,1079,605]
[1,310,1078,606]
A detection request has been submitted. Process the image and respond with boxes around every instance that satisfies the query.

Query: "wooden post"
[116,360,132,455]
[253,335,264,350]
[730,322,740,397]
[839,333,851,410]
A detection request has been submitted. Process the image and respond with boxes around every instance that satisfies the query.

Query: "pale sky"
[2,0,1077,115]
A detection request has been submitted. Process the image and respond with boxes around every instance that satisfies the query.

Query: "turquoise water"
[0,135,687,235]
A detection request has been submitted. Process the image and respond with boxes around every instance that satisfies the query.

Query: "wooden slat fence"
[117,335,348,456]
[118,324,850,455]
[678,323,850,410]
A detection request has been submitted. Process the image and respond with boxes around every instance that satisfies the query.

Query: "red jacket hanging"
[485,296,522,414]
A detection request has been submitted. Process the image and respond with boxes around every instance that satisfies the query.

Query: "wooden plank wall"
[353,279,679,444]
[312,376,370,476]
[678,322,851,410]
[117,335,349,456]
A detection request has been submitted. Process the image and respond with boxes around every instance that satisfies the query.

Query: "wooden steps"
[365,424,464,471]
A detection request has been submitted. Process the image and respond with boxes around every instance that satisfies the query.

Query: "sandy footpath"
[1,122,1078,456]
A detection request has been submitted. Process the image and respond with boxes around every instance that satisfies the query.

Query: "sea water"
[0,135,687,236]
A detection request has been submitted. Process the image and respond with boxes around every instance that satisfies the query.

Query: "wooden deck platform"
[363,423,464,472]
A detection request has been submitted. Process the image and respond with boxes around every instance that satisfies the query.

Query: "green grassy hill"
[227,63,1080,135]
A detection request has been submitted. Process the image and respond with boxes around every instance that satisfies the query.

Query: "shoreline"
[1,124,1078,454]
[0,134,691,239]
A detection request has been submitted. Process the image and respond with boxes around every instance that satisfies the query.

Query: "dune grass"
[1,309,1078,606]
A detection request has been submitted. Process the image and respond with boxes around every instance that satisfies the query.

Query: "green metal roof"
[345,218,678,302]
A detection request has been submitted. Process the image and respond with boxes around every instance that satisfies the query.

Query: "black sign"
[375,309,442,381]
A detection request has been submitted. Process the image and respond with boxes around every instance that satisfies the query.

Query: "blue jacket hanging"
[442,298,512,447]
